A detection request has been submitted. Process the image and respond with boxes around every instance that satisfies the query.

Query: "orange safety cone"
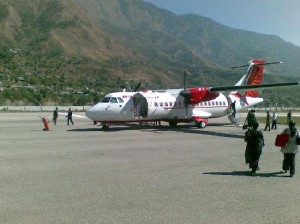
[42,117,50,131]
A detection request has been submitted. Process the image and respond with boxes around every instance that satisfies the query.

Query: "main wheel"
[169,121,178,127]
[196,121,206,128]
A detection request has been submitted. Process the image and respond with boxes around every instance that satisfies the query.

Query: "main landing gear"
[195,121,206,128]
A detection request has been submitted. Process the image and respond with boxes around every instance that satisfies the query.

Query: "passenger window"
[164,102,168,106]
[160,102,163,107]
[169,102,173,107]
[154,102,158,107]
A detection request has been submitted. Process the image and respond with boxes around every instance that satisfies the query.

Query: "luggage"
[296,136,300,145]
[275,134,289,147]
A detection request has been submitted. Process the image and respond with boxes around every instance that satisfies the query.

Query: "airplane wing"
[210,82,299,92]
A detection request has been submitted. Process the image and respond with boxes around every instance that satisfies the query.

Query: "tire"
[196,121,206,128]
[169,121,178,127]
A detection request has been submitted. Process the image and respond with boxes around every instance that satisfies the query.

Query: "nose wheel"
[102,124,110,131]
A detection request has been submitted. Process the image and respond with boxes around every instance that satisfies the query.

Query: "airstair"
[227,113,243,127]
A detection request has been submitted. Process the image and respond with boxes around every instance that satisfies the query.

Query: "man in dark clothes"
[231,101,236,117]
[244,122,265,175]
[53,107,58,125]
[264,111,271,131]
[66,108,74,125]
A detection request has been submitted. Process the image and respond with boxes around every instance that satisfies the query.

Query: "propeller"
[123,81,141,92]
[179,70,190,118]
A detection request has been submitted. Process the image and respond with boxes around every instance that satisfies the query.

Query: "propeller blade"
[125,82,132,92]
[134,82,141,92]
[183,70,187,90]
[181,70,190,118]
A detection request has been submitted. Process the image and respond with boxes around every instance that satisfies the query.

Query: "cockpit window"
[110,97,118,103]
[117,97,124,103]
[101,97,111,103]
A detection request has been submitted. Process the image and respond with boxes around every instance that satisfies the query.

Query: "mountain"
[0,0,299,106]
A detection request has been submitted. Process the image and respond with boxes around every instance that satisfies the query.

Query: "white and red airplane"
[85,59,299,130]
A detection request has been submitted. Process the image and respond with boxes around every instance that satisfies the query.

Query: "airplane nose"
[85,107,95,120]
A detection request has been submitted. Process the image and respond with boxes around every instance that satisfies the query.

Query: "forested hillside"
[0,0,299,106]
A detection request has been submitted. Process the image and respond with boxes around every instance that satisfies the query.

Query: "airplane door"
[133,93,148,119]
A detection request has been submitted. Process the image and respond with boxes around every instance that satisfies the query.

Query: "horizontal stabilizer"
[210,82,299,92]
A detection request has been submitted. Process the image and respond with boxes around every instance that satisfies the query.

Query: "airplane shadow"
[67,123,244,139]
[67,123,155,132]
[68,128,104,132]
[203,171,290,178]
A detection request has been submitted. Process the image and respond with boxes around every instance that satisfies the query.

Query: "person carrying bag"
[280,121,300,177]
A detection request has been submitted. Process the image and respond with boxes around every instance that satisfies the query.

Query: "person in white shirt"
[271,111,277,130]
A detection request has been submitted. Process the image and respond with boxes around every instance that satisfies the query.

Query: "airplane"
[85,59,299,130]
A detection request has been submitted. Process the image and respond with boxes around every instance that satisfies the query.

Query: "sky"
[144,0,300,47]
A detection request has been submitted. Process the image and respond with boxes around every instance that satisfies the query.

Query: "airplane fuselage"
[84,59,298,130]
[86,90,232,123]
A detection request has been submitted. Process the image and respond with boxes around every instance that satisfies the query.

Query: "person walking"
[53,107,58,125]
[231,100,236,117]
[271,111,277,130]
[280,121,299,177]
[244,122,265,175]
[66,108,74,125]
[264,111,271,131]
[245,109,256,129]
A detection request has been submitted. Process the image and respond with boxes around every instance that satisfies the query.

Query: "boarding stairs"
[227,113,243,127]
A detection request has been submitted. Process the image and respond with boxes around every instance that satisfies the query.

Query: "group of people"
[263,110,279,131]
[52,108,74,125]
[245,109,279,131]
[244,110,299,177]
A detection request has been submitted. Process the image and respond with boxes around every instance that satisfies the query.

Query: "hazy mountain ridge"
[0,0,299,106]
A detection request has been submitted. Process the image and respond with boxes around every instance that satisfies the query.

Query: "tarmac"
[1,112,300,224]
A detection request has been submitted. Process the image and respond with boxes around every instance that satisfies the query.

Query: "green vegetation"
[1,0,300,106]
[0,2,9,21]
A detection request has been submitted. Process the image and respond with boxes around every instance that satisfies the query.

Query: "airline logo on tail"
[243,59,265,86]
[243,59,265,97]
[229,59,267,105]
[233,59,265,98]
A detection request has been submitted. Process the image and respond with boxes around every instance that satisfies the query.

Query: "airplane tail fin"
[232,59,265,98]
[234,59,265,86]
[227,59,266,124]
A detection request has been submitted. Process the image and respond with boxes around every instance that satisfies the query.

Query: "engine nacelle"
[188,87,219,104]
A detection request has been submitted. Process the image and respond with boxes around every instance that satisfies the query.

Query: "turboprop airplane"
[85,59,299,130]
